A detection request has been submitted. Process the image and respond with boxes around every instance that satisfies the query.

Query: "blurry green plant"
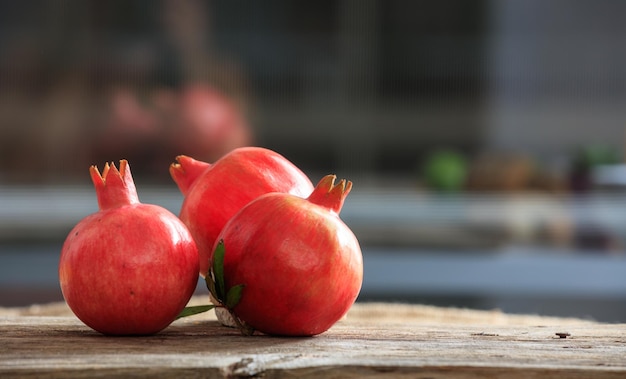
[422,149,468,193]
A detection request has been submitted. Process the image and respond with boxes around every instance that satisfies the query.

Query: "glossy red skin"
[59,202,199,335]
[217,193,363,336]
[177,147,314,276]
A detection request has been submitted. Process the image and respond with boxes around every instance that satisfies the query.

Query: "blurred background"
[1,0,626,322]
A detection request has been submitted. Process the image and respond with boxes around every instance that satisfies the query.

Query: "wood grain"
[1,302,625,378]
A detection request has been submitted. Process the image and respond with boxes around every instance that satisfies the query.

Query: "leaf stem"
[228,308,255,336]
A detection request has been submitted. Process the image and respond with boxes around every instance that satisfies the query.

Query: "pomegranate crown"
[90,160,140,210]
[306,174,352,214]
[169,155,212,195]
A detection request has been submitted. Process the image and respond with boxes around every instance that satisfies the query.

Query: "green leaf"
[175,305,215,320]
[205,273,218,301]
[225,284,245,309]
[212,240,226,301]
[205,240,248,334]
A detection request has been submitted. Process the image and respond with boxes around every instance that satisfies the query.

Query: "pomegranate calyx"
[90,160,140,210]
[169,155,212,195]
[306,174,353,214]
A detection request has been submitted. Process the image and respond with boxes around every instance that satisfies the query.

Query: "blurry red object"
[172,84,252,162]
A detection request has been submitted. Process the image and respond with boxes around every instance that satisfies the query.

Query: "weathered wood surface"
[1,299,625,378]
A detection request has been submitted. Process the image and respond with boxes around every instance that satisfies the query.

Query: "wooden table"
[1,298,625,378]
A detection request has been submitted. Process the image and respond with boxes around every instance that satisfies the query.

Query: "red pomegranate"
[214,175,363,336]
[59,160,199,335]
[170,147,314,277]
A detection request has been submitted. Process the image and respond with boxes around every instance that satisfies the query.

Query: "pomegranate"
[170,147,314,277]
[59,160,199,335]
[172,84,252,162]
[213,175,363,336]
[93,84,252,178]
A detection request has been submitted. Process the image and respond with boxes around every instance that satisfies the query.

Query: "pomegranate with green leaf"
[59,160,199,335]
[213,175,363,336]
